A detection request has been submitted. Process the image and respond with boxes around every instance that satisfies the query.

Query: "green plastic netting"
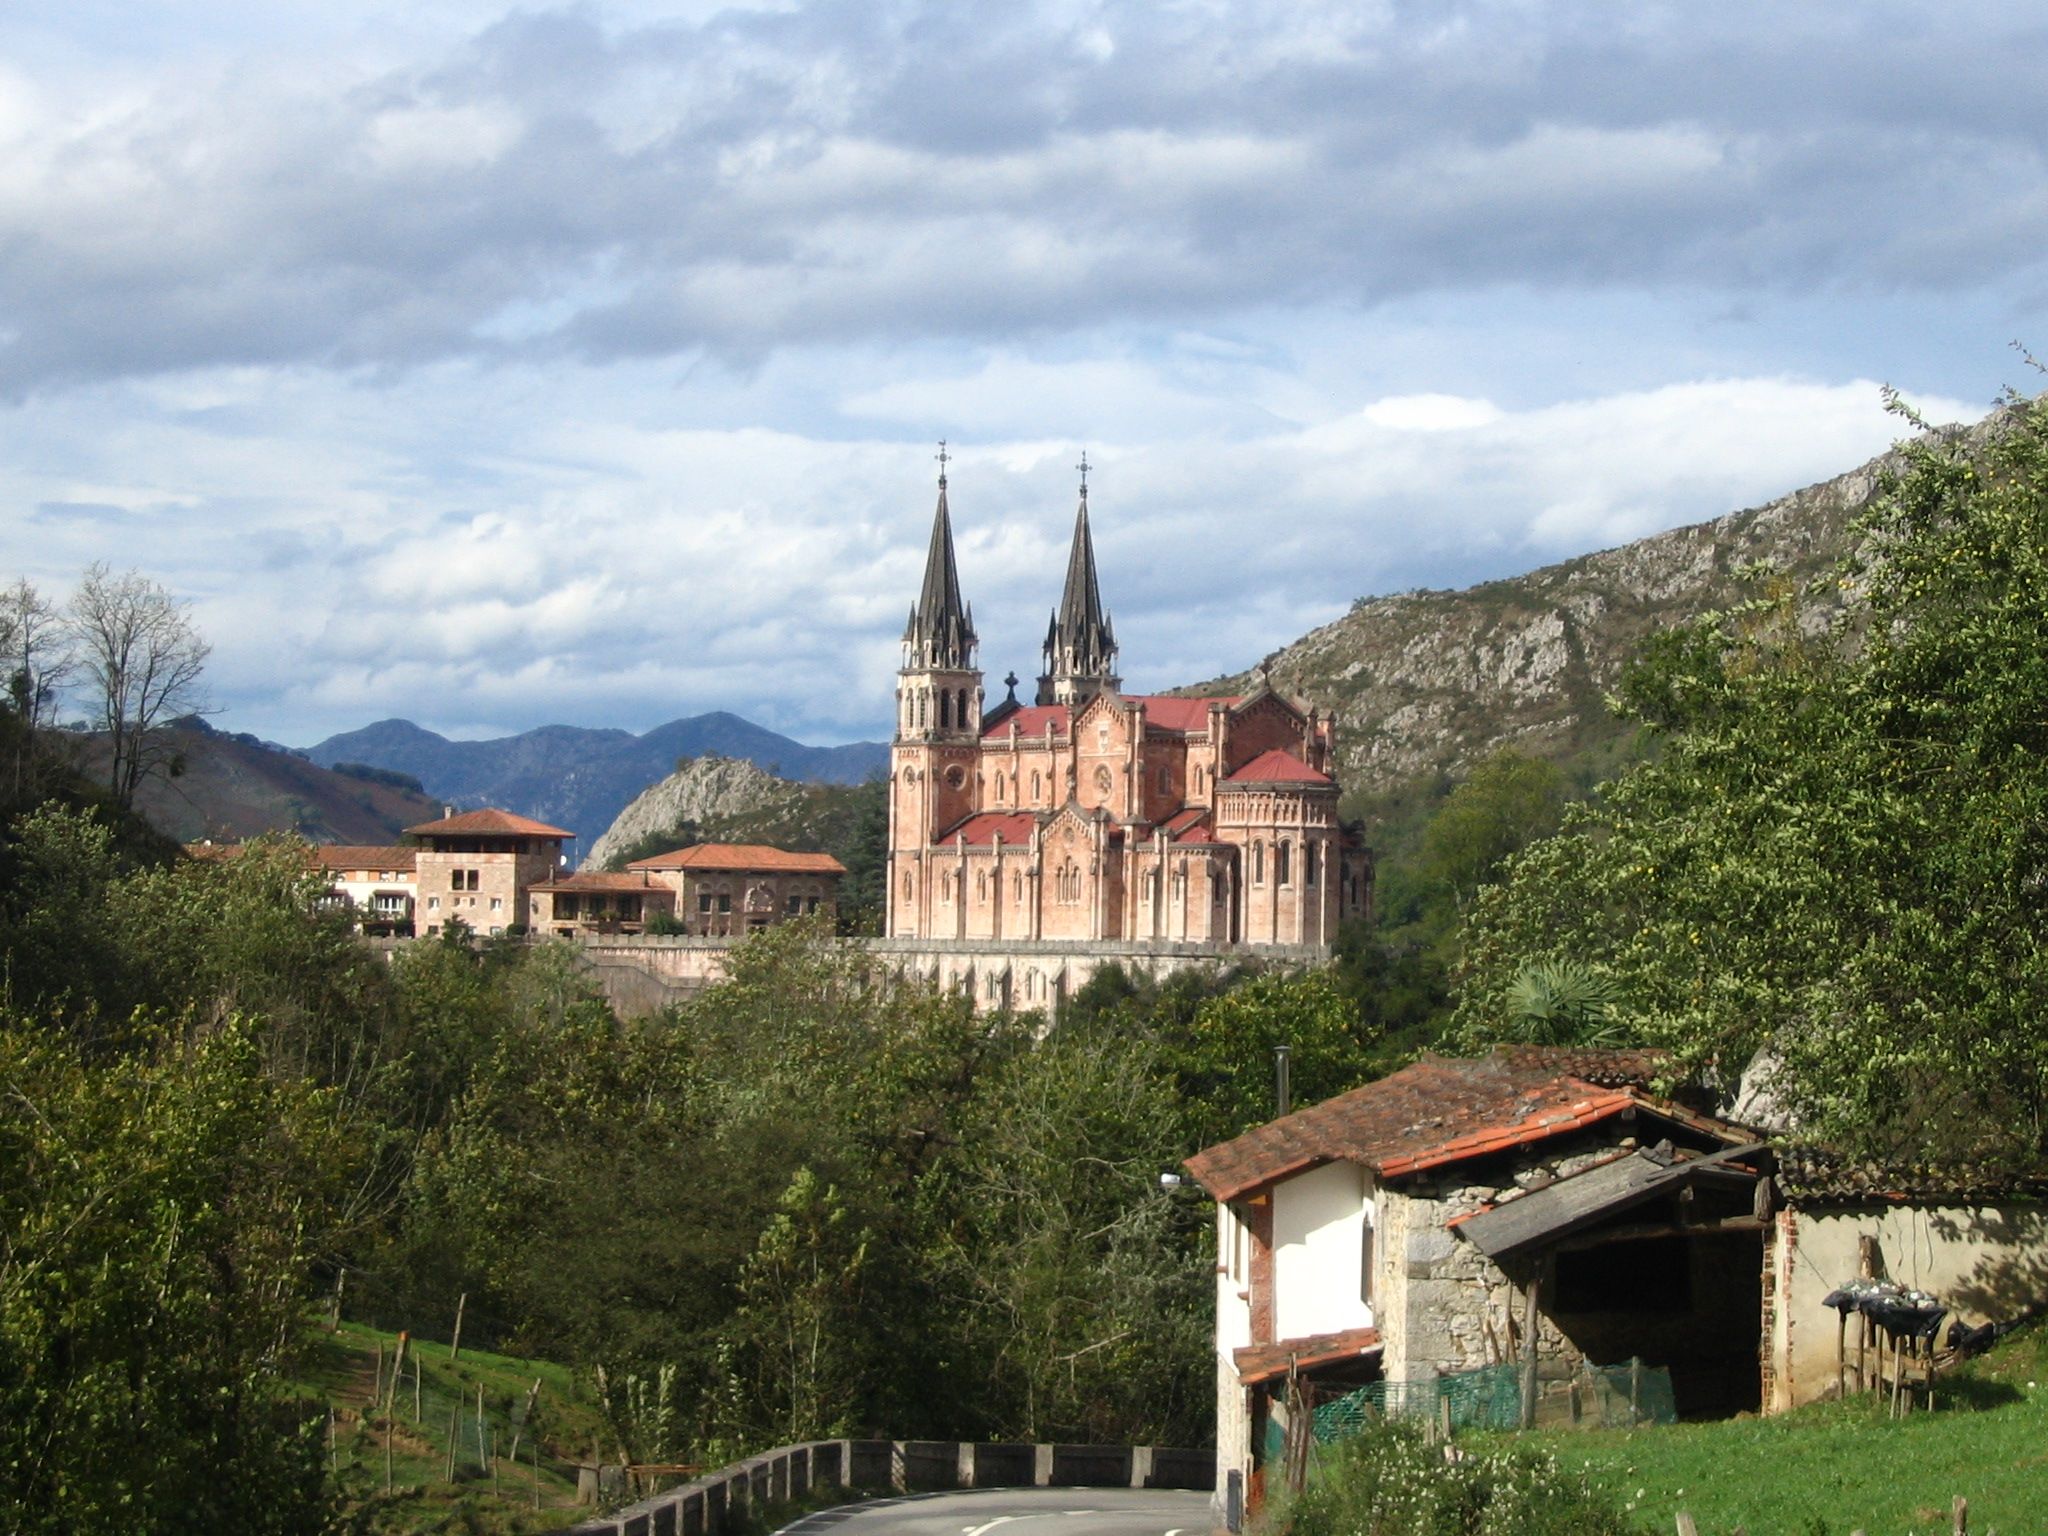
[1311,1359,1677,1438]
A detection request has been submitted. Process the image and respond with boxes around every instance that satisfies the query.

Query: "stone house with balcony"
[309,844,417,933]
[528,870,677,936]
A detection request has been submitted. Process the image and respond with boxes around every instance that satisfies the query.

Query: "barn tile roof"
[1184,1052,1745,1203]
[406,808,573,839]
[1233,1326,1382,1387]
[628,843,846,874]
[1775,1149,2048,1204]
[1223,749,1332,786]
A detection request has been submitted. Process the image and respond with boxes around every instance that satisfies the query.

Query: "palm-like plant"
[1503,959,1624,1045]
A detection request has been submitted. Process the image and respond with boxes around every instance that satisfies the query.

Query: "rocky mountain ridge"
[583,755,803,869]
[1191,412,1993,805]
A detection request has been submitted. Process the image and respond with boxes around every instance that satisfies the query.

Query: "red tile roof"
[1233,1326,1382,1387]
[407,808,574,839]
[982,704,1071,739]
[1133,694,1239,733]
[310,845,417,873]
[1223,749,1332,786]
[629,843,846,874]
[1159,806,1224,845]
[1184,1053,1741,1202]
[939,812,1039,846]
[531,870,668,894]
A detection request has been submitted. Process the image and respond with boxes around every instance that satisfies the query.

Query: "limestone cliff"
[583,755,801,870]
[1192,411,1997,804]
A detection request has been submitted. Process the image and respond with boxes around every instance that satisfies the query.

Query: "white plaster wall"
[1775,1202,2048,1410]
[1272,1161,1374,1342]
[1213,1203,1253,1518]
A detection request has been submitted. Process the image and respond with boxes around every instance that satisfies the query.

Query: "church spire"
[1037,451,1120,706]
[903,441,977,671]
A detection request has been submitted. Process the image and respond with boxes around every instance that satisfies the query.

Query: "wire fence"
[1312,1358,1678,1440]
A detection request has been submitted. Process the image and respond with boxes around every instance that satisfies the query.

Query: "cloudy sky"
[1,1,2038,748]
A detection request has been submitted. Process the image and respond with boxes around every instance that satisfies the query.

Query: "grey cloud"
[1,0,2044,391]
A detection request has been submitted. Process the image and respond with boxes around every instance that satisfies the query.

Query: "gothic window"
[1277,841,1291,886]
[940,690,952,729]
[958,688,968,725]
[995,775,1005,803]
[902,871,913,899]
[976,870,988,901]
[1032,771,1042,800]
[1252,841,1265,884]
[1305,841,1319,886]
[917,692,927,728]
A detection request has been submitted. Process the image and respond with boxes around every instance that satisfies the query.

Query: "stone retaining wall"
[551,1439,1213,1536]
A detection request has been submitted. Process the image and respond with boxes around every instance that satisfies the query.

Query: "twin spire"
[901,444,1119,707]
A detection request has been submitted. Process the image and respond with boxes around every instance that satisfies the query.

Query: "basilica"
[887,461,1371,954]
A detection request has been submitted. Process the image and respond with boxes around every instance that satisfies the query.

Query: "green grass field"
[1496,1327,2048,1535]
[297,1320,615,1534]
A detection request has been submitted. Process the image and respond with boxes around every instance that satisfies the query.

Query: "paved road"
[771,1486,1214,1536]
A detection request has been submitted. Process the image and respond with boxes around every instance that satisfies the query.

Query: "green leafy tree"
[1456,394,2048,1164]
[1417,750,1566,922]
[0,1018,357,1535]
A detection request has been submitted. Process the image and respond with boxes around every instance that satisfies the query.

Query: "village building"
[1185,1048,2048,1529]
[625,842,844,937]
[408,807,572,937]
[527,869,675,936]
[887,458,1370,957]
[308,844,417,933]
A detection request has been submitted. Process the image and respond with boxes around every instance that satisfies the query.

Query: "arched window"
[1305,841,1319,887]
[939,690,952,729]
[1032,771,1042,800]
[958,688,968,726]
[994,775,1005,803]
[1252,841,1265,884]
[902,871,913,899]
[917,692,927,728]
[1277,841,1291,886]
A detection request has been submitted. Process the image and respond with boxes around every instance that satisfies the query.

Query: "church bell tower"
[889,445,985,935]
[1037,452,1120,707]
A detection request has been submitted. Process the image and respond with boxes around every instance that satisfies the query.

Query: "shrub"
[1270,1418,1651,1536]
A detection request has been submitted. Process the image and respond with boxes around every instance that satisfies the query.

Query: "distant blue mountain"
[303,712,889,853]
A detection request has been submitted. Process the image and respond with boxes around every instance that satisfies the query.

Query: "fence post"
[1519,1275,1541,1430]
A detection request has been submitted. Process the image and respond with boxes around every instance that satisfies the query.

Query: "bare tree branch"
[67,564,210,808]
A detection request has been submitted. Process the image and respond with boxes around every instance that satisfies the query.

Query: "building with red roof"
[886,458,1370,975]
[624,842,845,937]
[408,806,571,936]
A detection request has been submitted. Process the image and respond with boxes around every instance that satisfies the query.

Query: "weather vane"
[1076,449,1090,497]
[935,439,950,486]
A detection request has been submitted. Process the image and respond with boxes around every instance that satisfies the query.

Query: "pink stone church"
[887,460,1371,953]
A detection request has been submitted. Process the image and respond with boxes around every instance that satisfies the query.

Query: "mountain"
[303,711,889,854]
[584,755,803,869]
[1187,413,1992,816]
[76,719,446,846]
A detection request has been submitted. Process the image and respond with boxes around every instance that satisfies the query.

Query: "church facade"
[886,464,1370,960]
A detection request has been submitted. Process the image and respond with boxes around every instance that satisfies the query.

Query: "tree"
[67,564,209,808]
[1417,750,1565,920]
[0,579,71,801]
[1455,393,2048,1166]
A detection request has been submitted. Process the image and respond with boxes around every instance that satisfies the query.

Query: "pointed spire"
[1037,450,1121,706]
[903,444,976,671]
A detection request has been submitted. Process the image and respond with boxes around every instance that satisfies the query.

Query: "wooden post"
[373,1341,385,1406]
[1630,1356,1643,1425]
[508,1377,543,1464]
[491,1428,499,1496]
[476,1383,487,1471]
[446,1407,458,1482]
[387,1331,409,1414]
[533,1436,541,1511]
[1520,1273,1541,1430]
[414,1353,422,1423]
[1843,1302,1859,1400]
[384,1414,394,1493]
[1952,1494,1968,1533]
[450,1292,466,1361]
[1857,1234,1880,1394]
[330,1268,345,1332]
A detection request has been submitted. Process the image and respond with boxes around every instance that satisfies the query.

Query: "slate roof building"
[887,455,1370,965]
